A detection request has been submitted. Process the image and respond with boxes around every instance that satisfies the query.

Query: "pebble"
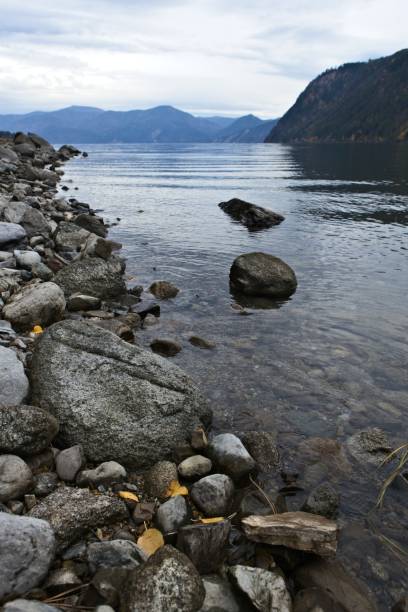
[77,460,127,487]
[178,455,212,479]
[55,444,86,481]
[144,461,178,500]
[190,474,234,517]
[33,472,59,497]
[208,433,256,480]
[156,495,189,533]
[87,539,147,573]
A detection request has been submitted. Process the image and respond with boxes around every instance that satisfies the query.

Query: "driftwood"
[242,511,338,557]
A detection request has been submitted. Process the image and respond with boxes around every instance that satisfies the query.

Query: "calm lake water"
[62,143,408,608]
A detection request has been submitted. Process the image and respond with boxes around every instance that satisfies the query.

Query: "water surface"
[63,143,408,608]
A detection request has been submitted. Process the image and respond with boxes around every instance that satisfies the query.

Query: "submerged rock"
[121,545,205,612]
[302,482,340,519]
[0,513,56,600]
[150,337,182,357]
[230,252,297,299]
[149,280,179,299]
[30,321,211,468]
[219,198,284,230]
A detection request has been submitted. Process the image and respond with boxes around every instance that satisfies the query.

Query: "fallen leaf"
[137,528,164,557]
[118,491,139,503]
[32,325,44,334]
[165,480,188,497]
[199,517,225,524]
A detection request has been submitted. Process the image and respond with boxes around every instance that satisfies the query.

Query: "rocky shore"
[0,132,398,611]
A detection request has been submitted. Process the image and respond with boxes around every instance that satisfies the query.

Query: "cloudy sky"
[0,0,407,117]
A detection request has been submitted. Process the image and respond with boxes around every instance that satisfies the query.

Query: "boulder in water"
[230,252,297,299]
[219,198,284,230]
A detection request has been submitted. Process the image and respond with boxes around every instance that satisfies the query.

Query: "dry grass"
[377,442,408,507]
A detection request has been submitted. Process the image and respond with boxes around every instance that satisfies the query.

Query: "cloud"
[0,0,407,116]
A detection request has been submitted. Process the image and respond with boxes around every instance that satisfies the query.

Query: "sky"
[0,0,407,118]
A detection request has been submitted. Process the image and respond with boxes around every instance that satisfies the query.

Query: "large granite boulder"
[0,345,29,405]
[54,256,126,299]
[3,281,66,331]
[30,321,211,468]
[0,513,56,600]
[230,252,297,299]
[219,198,284,230]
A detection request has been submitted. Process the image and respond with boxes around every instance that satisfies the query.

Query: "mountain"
[0,105,275,144]
[267,49,408,143]
[215,115,278,142]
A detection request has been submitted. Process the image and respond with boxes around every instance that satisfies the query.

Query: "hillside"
[0,105,275,144]
[215,115,278,142]
[266,49,408,143]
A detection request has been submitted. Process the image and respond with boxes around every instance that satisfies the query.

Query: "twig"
[249,475,277,514]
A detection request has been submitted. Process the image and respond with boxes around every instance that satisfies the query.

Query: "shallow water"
[63,143,408,608]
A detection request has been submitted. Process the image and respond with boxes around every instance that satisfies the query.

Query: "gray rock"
[294,559,378,612]
[32,262,53,281]
[177,521,231,574]
[228,564,292,612]
[30,321,211,468]
[87,539,146,573]
[0,345,29,405]
[3,600,59,612]
[156,495,188,533]
[0,222,26,247]
[0,145,19,164]
[239,431,280,472]
[29,486,128,549]
[191,474,234,517]
[14,249,41,269]
[151,337,182,357]
[33,472,59,497]
[3,281,66,331]
[54,221,90,252]
[44,566,82,594]
[230,252,297,298]
[0,455,33,502]
[55,256,126,300]
[56,445,86,481]
[208,433,255,480]
[149,280,179,299]
[67,292,101,311]
[0,512,56,599]
[200,575,247,612]
[121,545,205,612]
[178,455,212,480]
[144,461,178,500]
[0,404,59,456]
[74,213,108,238]
[92,567,131,607]
[77,461,127,487]
[302,482,340,519]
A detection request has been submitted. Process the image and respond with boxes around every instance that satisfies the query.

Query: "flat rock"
[30,321,211,468]
[0,222,26,247]
[178,455,212,480]
[0,455,33,502]
[190,474,234,517]
[177,520,231,574]
[29,486,128,549]
[3,281,66,331]
[219,198,284,230]
[228,564,292,612]
[121,545,205,612]
[87,539,146,573]
[294,559,378,612]
[0,404,59,456]
[0,345,29,405]
[0,512,56,600]
[77,461,127,487]
[208,433,255,480]
[242,511,338,557]
[55,256,126,300]
[230,252,297,299]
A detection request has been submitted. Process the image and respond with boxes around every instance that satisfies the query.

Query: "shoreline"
[0,132,399,610]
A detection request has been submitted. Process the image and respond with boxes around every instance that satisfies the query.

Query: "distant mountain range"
[267,49,408,143]
[0,105,277,144]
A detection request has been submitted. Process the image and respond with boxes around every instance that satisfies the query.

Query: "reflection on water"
[63,143,408,607]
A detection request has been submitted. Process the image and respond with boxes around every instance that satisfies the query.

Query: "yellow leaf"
[165,480,188,497]
[32,325,44,334]
[137,528,164,557]
[200,517,225,524]
[118,491,139,503]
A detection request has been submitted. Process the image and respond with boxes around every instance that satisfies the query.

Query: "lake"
[62,142,408,608]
